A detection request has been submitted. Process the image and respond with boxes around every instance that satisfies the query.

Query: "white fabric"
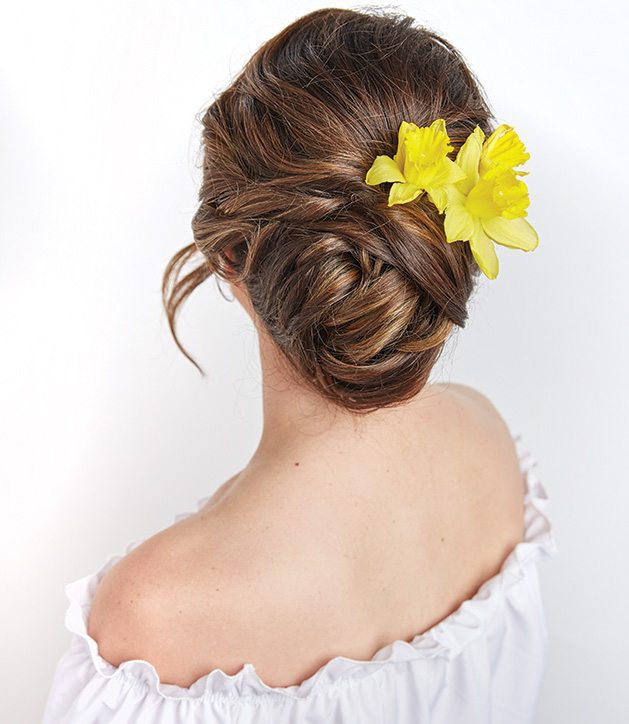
[43,435,556,724]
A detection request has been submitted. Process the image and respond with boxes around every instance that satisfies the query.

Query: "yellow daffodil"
[443,125,538,279]
[365,120,466,211]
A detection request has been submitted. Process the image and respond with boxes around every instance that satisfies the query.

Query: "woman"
[43,8,555,723]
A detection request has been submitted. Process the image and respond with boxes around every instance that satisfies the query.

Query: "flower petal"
[429,118,448,136]
[446,185,467,207]
[469,221,499,279]
[454,126,484,194]
[481,216,539,251]
[427,186,448,214]
[444,204,475,243]
[393,121,414,170]
[365,155,407,186]
[388,182,423,206]
[426,157,467,190]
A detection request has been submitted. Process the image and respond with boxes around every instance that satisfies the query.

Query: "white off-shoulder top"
[43,436,556,724]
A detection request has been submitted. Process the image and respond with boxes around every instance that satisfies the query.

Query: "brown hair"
[163,7,493,413]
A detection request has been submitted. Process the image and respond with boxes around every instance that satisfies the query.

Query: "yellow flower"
[365,120,466,211]
[481,124,531,173]
[444,125,538,279]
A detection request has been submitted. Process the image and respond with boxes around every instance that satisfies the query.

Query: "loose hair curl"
[163,7,493,414]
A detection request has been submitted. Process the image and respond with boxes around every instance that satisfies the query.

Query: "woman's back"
[88,383,525,689]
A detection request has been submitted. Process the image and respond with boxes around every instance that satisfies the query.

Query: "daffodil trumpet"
[365,120,539,279]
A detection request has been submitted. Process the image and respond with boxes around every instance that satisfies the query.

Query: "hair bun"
[164,8,492,412]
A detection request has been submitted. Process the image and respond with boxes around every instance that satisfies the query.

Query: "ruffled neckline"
[64,434,556,702]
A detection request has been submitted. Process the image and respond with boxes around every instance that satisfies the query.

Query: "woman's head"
[164,7,494,413]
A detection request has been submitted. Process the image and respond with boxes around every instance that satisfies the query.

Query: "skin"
[88,280,525,689]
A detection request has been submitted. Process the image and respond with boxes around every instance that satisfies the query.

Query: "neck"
[246,321,434,474]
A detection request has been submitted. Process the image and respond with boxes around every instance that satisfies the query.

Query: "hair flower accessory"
[365,120,466,212]
[365,120,539,279]
[443,124,538,279]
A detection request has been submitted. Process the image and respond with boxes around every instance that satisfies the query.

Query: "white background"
[1,1,626,721]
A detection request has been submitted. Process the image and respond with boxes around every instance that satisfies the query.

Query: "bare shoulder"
[430,382,516,451]
[87,510,329,689]
[87,522,208,682]
[88,474,246,682]
[431,381,505,417]
[428,381,525,537]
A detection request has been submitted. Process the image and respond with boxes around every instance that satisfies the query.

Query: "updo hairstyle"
[163,8,494,413]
